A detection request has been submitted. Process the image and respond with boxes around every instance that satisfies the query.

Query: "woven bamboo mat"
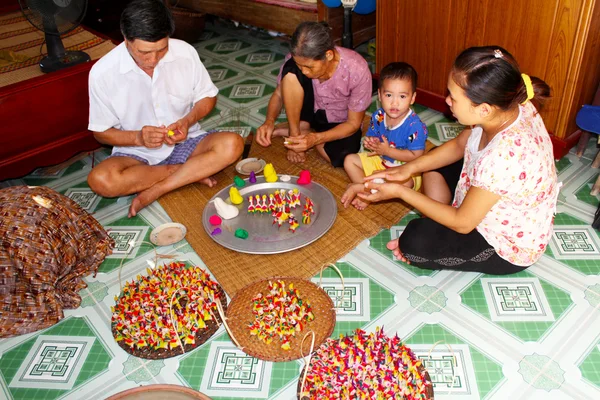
[0,11,115,88]
[158,138,411,297]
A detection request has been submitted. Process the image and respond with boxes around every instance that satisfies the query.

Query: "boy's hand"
[364,136,389,156]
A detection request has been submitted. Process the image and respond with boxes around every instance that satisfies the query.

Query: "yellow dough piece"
[167,130,175,137]
[229,187,244,205]
[264,163,278,183]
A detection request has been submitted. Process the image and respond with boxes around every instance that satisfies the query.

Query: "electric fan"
[18,0,91,73]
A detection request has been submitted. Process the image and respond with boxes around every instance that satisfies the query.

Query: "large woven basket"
[225,277,335,362]
[112,284,227,360]
[297,365,435,400]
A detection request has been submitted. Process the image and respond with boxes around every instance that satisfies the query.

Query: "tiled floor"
[1,22,600,400]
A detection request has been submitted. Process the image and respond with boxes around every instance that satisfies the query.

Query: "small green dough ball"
[234,176,246,187]
[234,228,249,239]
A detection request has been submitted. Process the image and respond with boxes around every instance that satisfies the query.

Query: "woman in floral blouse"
[358,46,559,274]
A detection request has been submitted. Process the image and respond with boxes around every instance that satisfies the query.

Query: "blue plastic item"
[321,0,341,7]
[321,0,376,14]
[353,0,376,14]
[576,105,600,135]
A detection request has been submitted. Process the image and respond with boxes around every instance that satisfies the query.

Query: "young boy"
[341,62,428,210]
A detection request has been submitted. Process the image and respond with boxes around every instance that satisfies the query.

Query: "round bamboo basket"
[225,277,336,362]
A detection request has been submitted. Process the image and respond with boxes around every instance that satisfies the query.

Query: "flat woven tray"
[112,285,227,360]
[225,277,335,362]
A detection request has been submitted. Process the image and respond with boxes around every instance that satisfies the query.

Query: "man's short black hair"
[120,0,175,42]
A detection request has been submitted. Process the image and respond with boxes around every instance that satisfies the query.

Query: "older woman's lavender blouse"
[278,46,372,123]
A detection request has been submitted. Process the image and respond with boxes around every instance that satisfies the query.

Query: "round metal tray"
[202,175,337,254]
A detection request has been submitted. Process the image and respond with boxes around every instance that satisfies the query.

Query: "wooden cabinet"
[376,0,600,158]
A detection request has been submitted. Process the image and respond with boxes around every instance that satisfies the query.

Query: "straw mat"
[158,138,411,297]
[0,11,115,88]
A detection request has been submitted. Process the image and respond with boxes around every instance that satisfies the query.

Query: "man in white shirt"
[87,0,243,217]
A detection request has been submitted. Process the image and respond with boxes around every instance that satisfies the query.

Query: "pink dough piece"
[298,170,311,185]
[209,215,222,226]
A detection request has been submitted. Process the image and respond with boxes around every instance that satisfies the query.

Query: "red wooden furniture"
[0,61,102,181]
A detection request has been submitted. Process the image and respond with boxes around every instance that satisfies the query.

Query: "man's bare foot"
[341,183,369,210]
[273,123,290,138]
[128,186,161,218]
[199,176,217,187]
[287,150,306,163]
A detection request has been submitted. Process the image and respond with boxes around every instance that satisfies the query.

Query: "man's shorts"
[111,133,209,165]
[358,152,422,191]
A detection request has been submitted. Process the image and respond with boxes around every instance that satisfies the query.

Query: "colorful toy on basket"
[112,262,223,353]
[248,280,315,350]
[300,327,433,399]
[246,190,315,233]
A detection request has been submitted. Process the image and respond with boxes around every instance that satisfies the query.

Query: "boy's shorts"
[358,152,422,191]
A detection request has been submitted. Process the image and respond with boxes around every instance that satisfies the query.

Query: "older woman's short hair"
[290,22,334,60]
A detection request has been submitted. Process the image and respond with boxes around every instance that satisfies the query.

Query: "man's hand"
[165,119,190,145]
[256,120,275,147]
[139,125,169,148]
[364,136,389,157]
[283,133,318,152]
[287,149,306,163]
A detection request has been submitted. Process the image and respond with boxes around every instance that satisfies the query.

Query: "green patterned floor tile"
[220,79,276,104]
[412,103,429,114]
[19,160,89,187]
[574,173,600,208]
[122,356,165,384]
[234,51,285,69]
[316,262,396,337]
[579,341,600,390]
[204,39,252,55]
[61,181,119,213]
[545,213,600,275]
[555,157,572,175]
[366,95,379,115]
[427,117,463,143]
[99,215,155,274]
[205,105,223,121]
[460,270,573,342]
[207,64,241,83]
[177,333,299,400]
[79,281,110,308]
[212,121,255,137]
[256,104,286,123]
[406,324,504,399]
[368,214,436,277]
[0,317,111,400]
[198,30,221,42]
[269,66,280,77]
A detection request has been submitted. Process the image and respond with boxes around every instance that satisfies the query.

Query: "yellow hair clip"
[521,73,534,104]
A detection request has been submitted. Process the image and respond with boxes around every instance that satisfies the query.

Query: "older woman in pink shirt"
[256,22,372,167]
